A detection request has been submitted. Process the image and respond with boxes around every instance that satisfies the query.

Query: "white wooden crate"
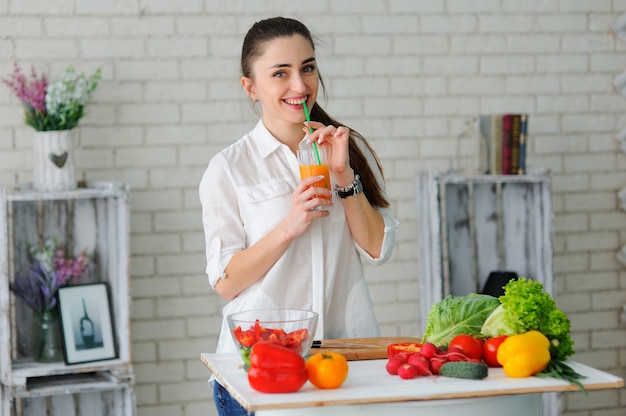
[416,169,554,330]
[415,169,558,416]
[0,182,135,416]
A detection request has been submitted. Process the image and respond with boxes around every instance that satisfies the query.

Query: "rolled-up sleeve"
[355,206,399,265]
[199,154,246,289]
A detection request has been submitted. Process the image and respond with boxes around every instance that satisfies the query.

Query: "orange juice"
[299,163,331,200]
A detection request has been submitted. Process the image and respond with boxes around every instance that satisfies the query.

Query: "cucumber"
[439,361,488,380]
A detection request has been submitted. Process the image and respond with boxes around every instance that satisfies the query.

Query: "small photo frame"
[57,282,117,365]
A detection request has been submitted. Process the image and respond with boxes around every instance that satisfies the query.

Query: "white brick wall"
[1,2,626,415]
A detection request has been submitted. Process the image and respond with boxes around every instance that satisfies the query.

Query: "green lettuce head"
[423,293,500,346]
[480,277,574,361]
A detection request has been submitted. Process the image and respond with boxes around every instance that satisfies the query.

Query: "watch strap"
[335,174,363,199]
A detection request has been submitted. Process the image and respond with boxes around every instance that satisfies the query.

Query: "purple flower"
[9,239,90,315]
[2,63,47,114]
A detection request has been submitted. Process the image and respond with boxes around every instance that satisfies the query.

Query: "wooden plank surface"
[472,182,500,289]
[444,183,474,295]
[312,337,421,361]
[201,352,624,413]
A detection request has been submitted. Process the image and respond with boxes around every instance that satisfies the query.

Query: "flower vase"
[32,130,77,191]
[32,309,63,362]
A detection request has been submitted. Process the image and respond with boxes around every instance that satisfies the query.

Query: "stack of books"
[479,114,529,175]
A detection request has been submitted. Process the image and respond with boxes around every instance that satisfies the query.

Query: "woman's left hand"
[303,121,385,259]
[303,121,353,182]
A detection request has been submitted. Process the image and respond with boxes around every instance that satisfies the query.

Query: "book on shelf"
[479,114,503,175]
[501,114,513,175]
[518,114,528,174]
[478,113,528,175]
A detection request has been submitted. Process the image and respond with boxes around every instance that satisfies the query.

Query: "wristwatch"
[335,174,363,199]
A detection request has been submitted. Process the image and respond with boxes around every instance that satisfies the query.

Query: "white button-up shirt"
[199,119,399,354]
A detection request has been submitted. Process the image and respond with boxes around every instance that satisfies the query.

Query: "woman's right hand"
[282,175,332,239]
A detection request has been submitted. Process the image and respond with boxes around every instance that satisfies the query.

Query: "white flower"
[45,66,101,117]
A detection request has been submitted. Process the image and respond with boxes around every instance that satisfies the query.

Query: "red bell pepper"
[387,342,422,359]
[247,342,308,393]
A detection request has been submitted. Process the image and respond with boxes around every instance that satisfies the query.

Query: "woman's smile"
[284,95,309,109]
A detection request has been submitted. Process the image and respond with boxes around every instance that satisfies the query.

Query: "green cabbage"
[422,293,500,346]
[480,278,574,361]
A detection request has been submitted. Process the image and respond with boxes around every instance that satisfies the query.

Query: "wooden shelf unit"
[415,169,554,326]
[0,181,135,416]
[415,169,557,415]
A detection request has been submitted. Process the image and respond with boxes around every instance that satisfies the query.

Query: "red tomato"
[483,335,508,367]
[448,334,483,361]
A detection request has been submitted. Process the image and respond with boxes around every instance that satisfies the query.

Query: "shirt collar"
[252,119,283,158]
[252,119,307,158]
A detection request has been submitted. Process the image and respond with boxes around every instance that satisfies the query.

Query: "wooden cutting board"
[312,336,421,361]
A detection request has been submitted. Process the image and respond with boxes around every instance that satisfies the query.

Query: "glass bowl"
[227,309,318,368]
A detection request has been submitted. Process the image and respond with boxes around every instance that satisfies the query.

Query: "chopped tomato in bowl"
[227,309,318,370]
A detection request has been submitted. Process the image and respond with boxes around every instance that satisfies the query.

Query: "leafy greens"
[422,293,500,346]
[480,277,574,361]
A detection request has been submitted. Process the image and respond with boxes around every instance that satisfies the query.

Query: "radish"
[429,356,446,375]
[442,350,470,362]
[386,356,405,375]
[407,353,432,376]
[420,342,438,360]
[397,363,419,379]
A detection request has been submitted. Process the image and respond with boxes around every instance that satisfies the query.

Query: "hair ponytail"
[310,104,389,208]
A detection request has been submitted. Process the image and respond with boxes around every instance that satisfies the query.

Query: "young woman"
[200,16,399,416]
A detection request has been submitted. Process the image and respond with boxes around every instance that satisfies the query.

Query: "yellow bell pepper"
[496,330,550,378]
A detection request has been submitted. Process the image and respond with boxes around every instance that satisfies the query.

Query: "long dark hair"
[241,17,389,208]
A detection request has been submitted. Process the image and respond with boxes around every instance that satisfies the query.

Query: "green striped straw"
[302,101,321,165]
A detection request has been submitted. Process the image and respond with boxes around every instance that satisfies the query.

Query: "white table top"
[201,352,624,413]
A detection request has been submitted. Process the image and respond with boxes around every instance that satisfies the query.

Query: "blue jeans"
[213,381,254,416]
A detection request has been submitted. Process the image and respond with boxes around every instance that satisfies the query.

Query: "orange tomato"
[305,352,349,389]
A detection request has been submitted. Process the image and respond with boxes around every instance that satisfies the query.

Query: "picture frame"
[57,282,117,365]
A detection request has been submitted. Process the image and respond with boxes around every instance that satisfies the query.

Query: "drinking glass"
[297,145,332,210]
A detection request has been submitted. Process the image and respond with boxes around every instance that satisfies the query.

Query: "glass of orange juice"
[297,145,332,210]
